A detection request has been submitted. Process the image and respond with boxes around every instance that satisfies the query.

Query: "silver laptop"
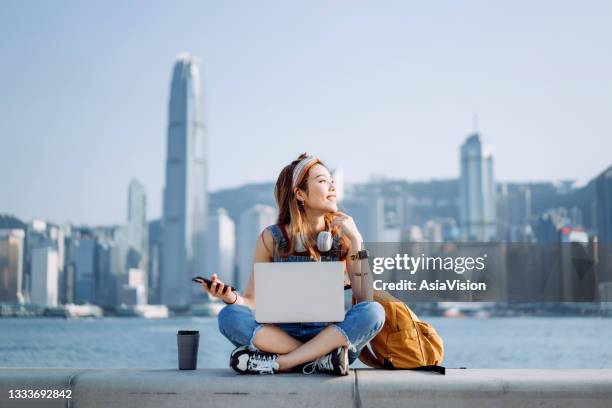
[254,261,345,323]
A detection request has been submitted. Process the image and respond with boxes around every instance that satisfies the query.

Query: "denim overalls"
[217,224,385,364]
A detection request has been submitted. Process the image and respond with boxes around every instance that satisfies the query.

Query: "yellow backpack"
[355,290,446,374]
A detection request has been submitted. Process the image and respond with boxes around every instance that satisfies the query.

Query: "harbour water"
[1,317,611,369]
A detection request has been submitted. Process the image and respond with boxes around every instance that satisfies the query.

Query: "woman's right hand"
[201,274,237,304]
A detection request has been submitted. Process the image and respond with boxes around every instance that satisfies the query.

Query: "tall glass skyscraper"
[459,133,497,241]
[73,237,97,304]
[161,53,208,308]
[127,179,148,260]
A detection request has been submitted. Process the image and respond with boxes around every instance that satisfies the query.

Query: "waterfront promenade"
[1,368,612,407]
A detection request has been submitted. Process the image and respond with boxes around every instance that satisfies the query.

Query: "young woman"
[201,153,385,375]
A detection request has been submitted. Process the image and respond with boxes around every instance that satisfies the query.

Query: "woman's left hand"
[331,212,362,243]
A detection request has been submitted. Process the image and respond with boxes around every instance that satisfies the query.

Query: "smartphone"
[192,276,236,294]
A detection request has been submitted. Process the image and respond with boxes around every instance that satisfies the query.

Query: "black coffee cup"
[177,330,200,370]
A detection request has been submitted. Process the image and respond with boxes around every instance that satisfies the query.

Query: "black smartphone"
[192,276,236,294]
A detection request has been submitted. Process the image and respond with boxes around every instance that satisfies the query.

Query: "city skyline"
[2,125,611,309]
[1,1,612,225]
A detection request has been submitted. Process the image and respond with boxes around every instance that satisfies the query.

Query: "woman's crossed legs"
[217,301,385,372]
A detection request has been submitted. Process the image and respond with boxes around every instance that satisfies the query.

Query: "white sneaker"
[230,346,280,375]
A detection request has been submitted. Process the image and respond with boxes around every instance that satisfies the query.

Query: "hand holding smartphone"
[192,276,236,294]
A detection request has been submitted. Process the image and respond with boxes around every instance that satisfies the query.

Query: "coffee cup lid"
[178,330,199,335]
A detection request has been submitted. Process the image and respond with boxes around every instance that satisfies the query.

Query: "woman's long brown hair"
[274,153,351,261]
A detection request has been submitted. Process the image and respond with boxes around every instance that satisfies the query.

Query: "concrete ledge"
[1,368,611,408]
[357,369,612,408]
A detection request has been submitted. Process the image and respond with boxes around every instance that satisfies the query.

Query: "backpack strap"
[382,358,446,375]
[358,344,383,368]
[410,365,446,375]
[360,344,447,374]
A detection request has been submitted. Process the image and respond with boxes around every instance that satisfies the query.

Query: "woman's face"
[300,164,337,213]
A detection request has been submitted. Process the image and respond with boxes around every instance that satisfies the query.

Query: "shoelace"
[247,353,278,374]
[302,352,334,375]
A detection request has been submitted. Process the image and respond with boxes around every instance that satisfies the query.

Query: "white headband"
[292,155,320,189]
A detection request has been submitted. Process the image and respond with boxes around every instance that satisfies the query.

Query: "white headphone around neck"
[294,228,333,253]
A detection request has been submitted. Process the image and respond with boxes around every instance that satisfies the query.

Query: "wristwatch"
[349,249,369,260]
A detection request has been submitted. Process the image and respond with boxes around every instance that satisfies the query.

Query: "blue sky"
[1,0,611,225]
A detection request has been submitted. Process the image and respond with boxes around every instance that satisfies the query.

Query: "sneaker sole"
[229,346,249,373]
[229,346,279,375]
[338,347,349,376]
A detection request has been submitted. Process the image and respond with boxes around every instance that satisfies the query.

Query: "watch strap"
[350,249,369,260]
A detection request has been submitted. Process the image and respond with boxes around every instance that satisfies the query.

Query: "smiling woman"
[199,153,385,376]
[277,155,351,261]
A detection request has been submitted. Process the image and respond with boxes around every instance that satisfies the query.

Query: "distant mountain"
[207,168,605,233]
[0,214,26,230]
[209,182,276,222]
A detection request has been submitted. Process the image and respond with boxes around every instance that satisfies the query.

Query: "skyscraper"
[73,237,96,304]
[0,229,25,303]
[459,133,497,241]
[127,179,147,260]
[30,246,59,306]
[147,219,163,304]
[24,220,52,303]
[95,241,117,308]
[206,208,236,286]
[237,205,276,291]
[161,53,208,308]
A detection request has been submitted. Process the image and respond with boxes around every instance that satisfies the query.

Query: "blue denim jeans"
[217,299,385,364]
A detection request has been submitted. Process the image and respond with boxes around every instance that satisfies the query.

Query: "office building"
[206,208,236,286]
[127,179,148,261]
[161,53,208,308]
[459,133,497,241]
[30,246,59,306]
[0,229,25,303]
[73,237,97,304]
[237,205,276,291]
